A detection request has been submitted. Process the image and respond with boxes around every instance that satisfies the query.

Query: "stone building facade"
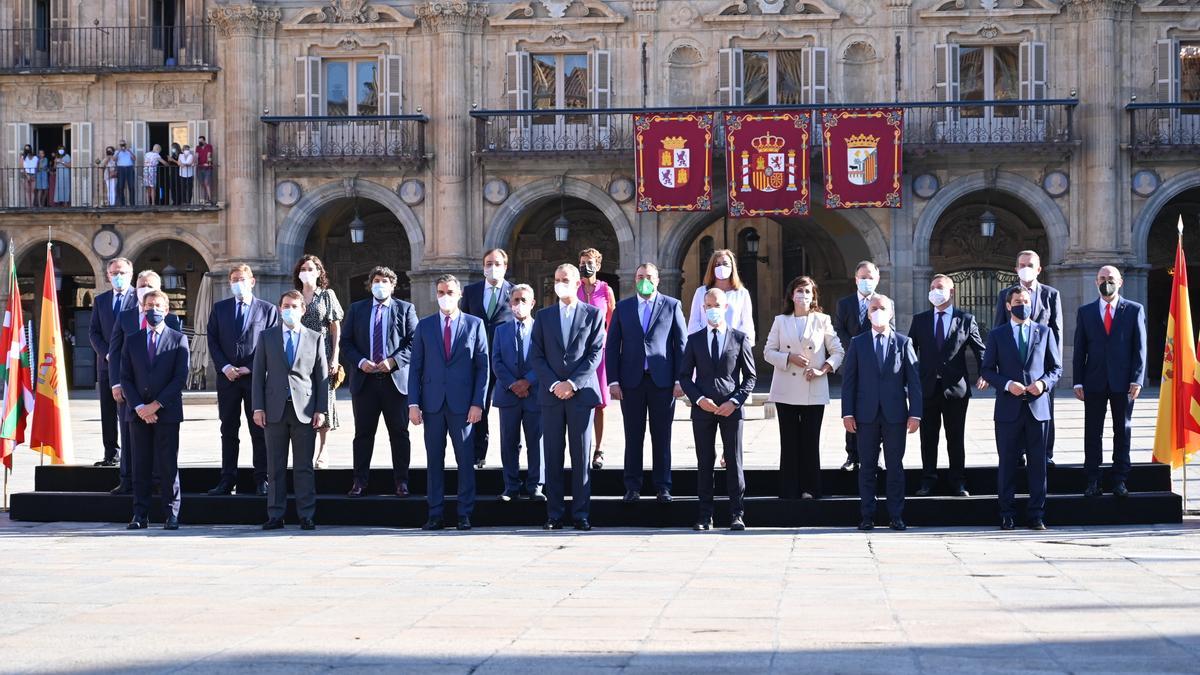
[1,0,1197,387]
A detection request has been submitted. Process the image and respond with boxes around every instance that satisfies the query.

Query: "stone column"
[208,4,280,262]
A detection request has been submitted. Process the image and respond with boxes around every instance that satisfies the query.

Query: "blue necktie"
[561,307,572,347]
[235,301,244,330]
[372,304,385,363]
[113,292,123,315]
[875,334,885,370]
[516,322,526,374]
[641,301,652,369]
[285,331,296,367]
[147,330,157,367]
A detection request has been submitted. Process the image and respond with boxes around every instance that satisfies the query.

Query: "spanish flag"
[29,244,72,464]
[1153,218,1200,468]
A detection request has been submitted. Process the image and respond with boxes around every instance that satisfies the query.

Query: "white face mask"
[136,286,154,303]
[705,307,724,326]
[511,301,530,321]
[298,270,319,287]
[870,309,889,327]
[1017,267,1038,284]
[371,283,391,301]
[230,280,252,299]
[484,265,505,282]
[713,264,732,281]
[928,288,950,307]
[793,291,812,308]
[437,294,458,312]
[554,282,574,299]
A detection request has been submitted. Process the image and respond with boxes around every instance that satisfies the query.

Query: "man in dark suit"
[88,257,137,468]
[108,270,182,495]
[908,274,986,497]
[460,248,514,468]
[492,284,544,502]
[528,263,605,531]
[833,260,893,472]
[120,290,189,530]
[608,262,686,503]
[252,291,328,531]
[409,274,490,531]
[340,266,419,498]
[993,250,1063,464]
[841,294,922,531]
[679,287,756,531]
[981,287,1063,530]
[1072,265,1147,498]
[206,264,279,497]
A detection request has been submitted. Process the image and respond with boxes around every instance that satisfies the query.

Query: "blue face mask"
[1010,304,1030,321]
[280,307,300,326]
[146,309,166,326]
[856,278,878,296]
[705,307,724,325]
[111,274,129,291]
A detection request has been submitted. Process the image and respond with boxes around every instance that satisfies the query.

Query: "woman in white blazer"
[765,276,845,499]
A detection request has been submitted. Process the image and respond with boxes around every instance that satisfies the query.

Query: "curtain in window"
[744,51,769,105]
[776,50,804,105]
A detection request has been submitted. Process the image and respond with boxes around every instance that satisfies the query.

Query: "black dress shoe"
[206,480,234,496]
[693,518,712,531]
[623,490,640,502]
[498,492,516,502]
[126,518,148,530]
[543,519,563,530]
[530,486,547,502]
[730,516,746,531]
[262,518,285,530]
[915,483,934,497]
[255,480,269,497]
[858,519,874,531]
[1000,517,1015,530]
[474,460,486,469]
[889,519,907,531]
[1046,458,1055,467]
[956,484,971,497]
[347,481,366,497]
[1029,519,1047,531]
[94,458,118,467]
[110,482,132,495]
[421,518,444,531]
[841,460,858,472]
[573,519,591,531]
[456,516,472,531]
[657,490,673,504]
[299,518,315,531]
[163,515,179,530]
[1084,481,1101,498]
[1113,482,1129,498]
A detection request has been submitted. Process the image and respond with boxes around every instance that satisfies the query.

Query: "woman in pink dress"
[577,247,616,469]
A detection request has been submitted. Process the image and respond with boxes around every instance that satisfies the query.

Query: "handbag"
[321,289,347,390]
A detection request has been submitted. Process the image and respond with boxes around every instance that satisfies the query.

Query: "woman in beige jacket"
[765,276,845,499]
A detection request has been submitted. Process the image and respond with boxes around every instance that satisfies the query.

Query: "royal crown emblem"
[658,136,690,188]
[739,132,796,194]
[845,133,879,186]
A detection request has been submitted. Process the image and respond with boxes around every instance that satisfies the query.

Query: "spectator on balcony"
[115,140,136,206]
[161,143,181,206]
[143,144,162,206]
[178,145,196,205]
[20,146,37,207]
[196,136,214,205]
[45,151,56,206]
[34,149,49,207]
[52,146,70,207]
[100,146,118,207]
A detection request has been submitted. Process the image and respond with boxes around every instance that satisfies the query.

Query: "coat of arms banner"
[724,111,811,218]
[634,112,714,212]
[821,108,903,209]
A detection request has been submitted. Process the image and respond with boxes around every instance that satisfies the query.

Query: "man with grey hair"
[833,260,893,472]
[492,283,545,501]
[89,257,137,468]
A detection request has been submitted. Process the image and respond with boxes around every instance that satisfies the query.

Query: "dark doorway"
[151,0,182,64]
[18,242,96,388]
[1144,194,1200,384]
[31,124,65,156]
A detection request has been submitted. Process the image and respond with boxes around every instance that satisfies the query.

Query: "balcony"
[0,25,215,74]
[1127,103,1200,155]
[262,116,428,167]
[0,164,219,211]
[471,100,1078,159]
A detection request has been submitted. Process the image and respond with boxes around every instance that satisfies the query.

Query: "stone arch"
[484,176,637,274]
[913,171,1070,267]
[123,229,217,272]
[15,230,105,282]
[276,179,425,274]
[1131,168,1200,264]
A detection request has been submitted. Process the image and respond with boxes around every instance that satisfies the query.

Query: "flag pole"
[1179,216,1191,512]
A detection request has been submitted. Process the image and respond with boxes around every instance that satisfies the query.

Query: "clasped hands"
[136,401,161,424]
[253,410,324,429]
[223,365,251,381]
[359,358,394,374]
[1006,380,1045,397]
[842,416,920,434]
[697,397,737,417]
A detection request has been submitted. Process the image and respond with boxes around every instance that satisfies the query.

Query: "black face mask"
[1010,304,1030,321]
[1098,281,1117,297]
[106,149,114,156]
[580,263,596,278]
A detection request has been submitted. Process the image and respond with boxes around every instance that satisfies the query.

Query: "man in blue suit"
[120,290,189,530]
[492,284,544,502]
[108,270,181,494]
[341,266,419,497]
[409,274,490,531]
[981,287,1063,531]
[841,294,922,531]
[1072,265,1147,498]
[608,262,686,503]
[460,248,515,468]
[88,257,137,468]
[832,260,894,472]
[529,263,606,531]
[206,264,279,497]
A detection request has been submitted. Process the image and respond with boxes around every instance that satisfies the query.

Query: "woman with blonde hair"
[687,249,756,344]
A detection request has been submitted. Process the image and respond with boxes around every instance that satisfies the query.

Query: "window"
[324,60,379,116]
[531,53,589,124]
[504,49,611,150]
[958,46,1019,118]
[719,48,826,106]
[935,41,1046,134]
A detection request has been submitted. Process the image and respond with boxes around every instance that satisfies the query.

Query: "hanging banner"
[724,111,811,218]
[821,108,903,209]
[634,112,714,212]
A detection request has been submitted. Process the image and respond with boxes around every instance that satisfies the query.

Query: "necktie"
[858,298,867,326]
[113,292,122,315]
[372,304,385,363]
[140,313,148,330]
[443,315,452,359]
[235,301,244,330]
[710,328,720,364]
[642,301,652,369]
[935,311,946,349]
[516,322,526,373]
[1104,303,1113,335]
[875,334,885,370]
[285,331,296,367]
[561,306,571,347]
[486,286,497,318]
[147,330,157,367]
[1018,324,1029,363]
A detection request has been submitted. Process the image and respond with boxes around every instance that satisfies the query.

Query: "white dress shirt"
[689,286,755,345]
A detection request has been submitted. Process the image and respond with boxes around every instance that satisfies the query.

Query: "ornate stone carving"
[416,2,488,32]
[208,5,282,38]
[153,84,176,109]
[36,86,62,111]
[540,0,571,17]
[319,0,380,23]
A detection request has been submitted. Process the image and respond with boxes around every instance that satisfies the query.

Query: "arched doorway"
[505,196,622,307]
[303,197,413,305]
[17,241,96,388]
[1142,189,1200,383]
[133,239,210,329]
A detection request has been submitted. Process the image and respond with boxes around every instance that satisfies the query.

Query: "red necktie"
[1104,303,1112,335]
[140,314,148,330]
[443,315,452,359]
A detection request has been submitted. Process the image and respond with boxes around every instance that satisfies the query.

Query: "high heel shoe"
[591,450,604,470]
[314,452,327,470]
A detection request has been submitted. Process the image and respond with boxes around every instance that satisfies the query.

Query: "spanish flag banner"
[1153,219,1200,468]
[29,244,72,464]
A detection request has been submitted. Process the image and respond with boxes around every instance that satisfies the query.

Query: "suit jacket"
[763,312,845,406]
[606,293,687,390]
[89,288,138,381]
[108,308,182,385]
[119,326,189,424]
[340,296,418,395]
[492,319,540,412]
[207,296,278,382]
[678,326,757,419]
[1072,297,1147,394]
[993,282,1063,347]
[408,312,490,414]
[840,330,923,424]
[833,293,894,353]
[528,302,605,408]
[980,322,1063,422]
[461,279,514,346]
[908,307,986,400]
[251,324,328,424]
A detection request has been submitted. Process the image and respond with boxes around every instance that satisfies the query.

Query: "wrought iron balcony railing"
[471,100,1077,157]
[0,25,215,73]
[262,116,428,165]
[1127,102,1200,152]
[0,163,219,210]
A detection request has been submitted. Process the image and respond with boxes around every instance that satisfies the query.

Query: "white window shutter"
[1157,38,1179,104]
[71,121,93,206]
[384,54,403,115]
[935,43,960,127]
[589,49,612,148]
[505,50,531,149]
[718,48,744,105]
[294,56,321,115]
[125,120,148,155]
[7,123,31,207]
[809,47,828,104]
[295,56,309,115]
[187,120,210,146]
[1019,42,1047,125]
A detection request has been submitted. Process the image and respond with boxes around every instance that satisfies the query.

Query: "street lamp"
[743,228,769,264]
[554,176,569,242]
[162,263,183,291]
[349,207,366,244]
[980,210,997,238]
